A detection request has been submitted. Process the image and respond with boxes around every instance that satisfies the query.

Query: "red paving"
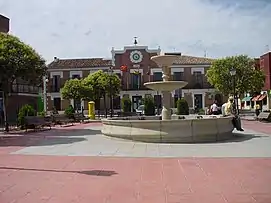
[242,120,271,134]
[0,121,271,202]
[0,155,270,203]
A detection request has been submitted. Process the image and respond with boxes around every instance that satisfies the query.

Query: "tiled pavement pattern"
[12,123,271,158]
[0,121,270,203]
[0,155,270,203]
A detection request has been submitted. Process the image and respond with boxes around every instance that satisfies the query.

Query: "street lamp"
[43,76,49,115]
[108,67,114,118]
[230,68,238,114]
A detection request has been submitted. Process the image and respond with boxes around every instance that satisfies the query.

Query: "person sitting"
[210,100,219,115]
[222,96,244,131]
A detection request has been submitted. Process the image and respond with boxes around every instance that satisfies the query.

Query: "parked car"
[136,105,159,115]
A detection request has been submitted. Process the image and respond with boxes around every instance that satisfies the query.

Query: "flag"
[120,65,127,72]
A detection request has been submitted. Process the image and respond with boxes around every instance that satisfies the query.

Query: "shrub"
[121,97,131,112]
[198,108,205,115]
[176,98,189,115]
[144,96,155,116]
[37,111,45,117]
[64,105,75,119]
[18,104,35,129]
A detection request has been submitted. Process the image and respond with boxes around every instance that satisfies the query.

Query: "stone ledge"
[101,116,235,143]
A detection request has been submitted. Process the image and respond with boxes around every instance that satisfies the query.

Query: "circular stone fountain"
[101,54,234,143]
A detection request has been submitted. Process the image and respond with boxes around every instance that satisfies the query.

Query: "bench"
[258,112,271,122]
[52,114,74,126]
[24,116,52,132]
[73,113,89,123]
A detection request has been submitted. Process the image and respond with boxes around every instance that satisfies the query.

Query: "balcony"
[121,83,150,91]
[11,84,42,95]
[49,85,61,93]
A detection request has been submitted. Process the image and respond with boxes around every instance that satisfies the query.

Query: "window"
[263,96,267,105]
[131,73,141,89]
[74,100,81,111]
[153,72,162,81]
[52,75,60,92]
[113,96,121,109]
[72,74,80,79]
[193,71,203,88]
[154,94,162,108]
[173,72,184,81]
[53,98,61,110]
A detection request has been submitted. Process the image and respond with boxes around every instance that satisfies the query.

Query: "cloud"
[1,0,270,62]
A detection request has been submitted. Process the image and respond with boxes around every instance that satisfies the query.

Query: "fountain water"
[101,54,235,143]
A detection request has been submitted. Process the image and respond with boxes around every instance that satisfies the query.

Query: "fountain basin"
[144,81,188,92]
[151,55,179,67]
[101,115,234,143]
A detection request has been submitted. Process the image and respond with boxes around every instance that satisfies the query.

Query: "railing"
[49,85,60,92]
[11,84,41,94]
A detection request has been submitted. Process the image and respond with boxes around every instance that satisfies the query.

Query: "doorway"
[53,98,61,111]
[194,94,203,111]
[132,96,142,112]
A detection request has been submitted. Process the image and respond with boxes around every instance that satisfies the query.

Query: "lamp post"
[230,68,238,114]
[108,67,114,118]
[43,76,49,115]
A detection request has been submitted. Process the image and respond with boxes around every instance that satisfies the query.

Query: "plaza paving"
[0,121,270,203]
[11,123,271,158]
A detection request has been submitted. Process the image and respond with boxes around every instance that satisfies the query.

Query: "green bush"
[144,96,155,116]
[18,104,35,129]
[37,111,45,117]
[198,108,205,115]
[176,98,189,115]
[64,105,75,119]
[121,97,131,112]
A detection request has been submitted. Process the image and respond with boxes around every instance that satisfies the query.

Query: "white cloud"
[1,0,270,62]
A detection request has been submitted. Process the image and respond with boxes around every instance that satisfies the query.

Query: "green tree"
[144,96,155,116]
[121,97,132,113]
[0,33,46,131]
[176,98,189,115]
[61,78,92,105]
[83,70,121,112]
[83,70,105,109]
[206,55,265,95]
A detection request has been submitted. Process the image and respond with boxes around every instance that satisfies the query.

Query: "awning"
[258,94,267,101]
[242,96,252,102]
[252,94,267,102]
[252,95,261,101]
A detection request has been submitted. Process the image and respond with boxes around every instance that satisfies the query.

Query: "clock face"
[130,50,143,63]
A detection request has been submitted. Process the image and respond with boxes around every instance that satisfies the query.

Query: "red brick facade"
[259,52,271,91]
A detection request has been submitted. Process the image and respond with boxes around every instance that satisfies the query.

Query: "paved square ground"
[11,124,271,158]
[0,121,270,203]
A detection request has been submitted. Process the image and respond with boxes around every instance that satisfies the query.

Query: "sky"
[0,0,270,63]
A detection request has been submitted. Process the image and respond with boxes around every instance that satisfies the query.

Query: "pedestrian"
[255,104,260,117]
[210,100,219,115]
[222,96,244,131]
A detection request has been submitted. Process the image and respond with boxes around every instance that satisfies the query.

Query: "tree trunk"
[103,93,107,118]
[3,91,9,132]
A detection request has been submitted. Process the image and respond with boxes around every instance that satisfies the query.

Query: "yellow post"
[88,101,95,120]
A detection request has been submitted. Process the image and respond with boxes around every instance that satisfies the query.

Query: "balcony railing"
[49,85,61,92]
[11,84,41,94]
